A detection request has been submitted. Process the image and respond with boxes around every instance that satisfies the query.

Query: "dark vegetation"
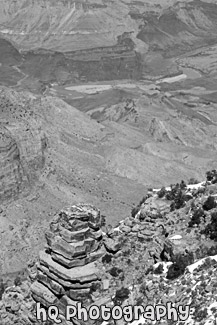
[203,211,217,241]
[113,287,130,305]
[188,208,205,227]
[206,170,217,184]
[0,279,5,300]
[131,206,140,218]
[14,276,22,287]
[154,263,164,274]
[102,253,113,264]
[131,194,151,218]
[167,252,194,280]
[203,196,217,211]
[157,181,190,211]
[132,171,217,224]
[188,177,199,185]
[108,266,123,277]
[157,186,167,198]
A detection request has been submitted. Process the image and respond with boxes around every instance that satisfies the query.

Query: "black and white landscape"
[0,1,217,324]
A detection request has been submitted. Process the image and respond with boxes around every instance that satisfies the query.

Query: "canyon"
[0,0,217,276]
[0,1,217,324]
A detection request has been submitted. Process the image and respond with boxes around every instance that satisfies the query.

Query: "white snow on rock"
[153,181,206,193]
[186,182,206,190]
[186,255,217,273]
[169,235,182,240]
[153,186,171,192]
[153,261,173,274]
[113,226,122,233]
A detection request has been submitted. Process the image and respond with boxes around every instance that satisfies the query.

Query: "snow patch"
[153,261,173,274]
[153,181,205,193]
[187,255,217,273]
[169,235,182,240]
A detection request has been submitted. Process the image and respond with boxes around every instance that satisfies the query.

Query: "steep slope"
[2,1,217,86]
[0,88,46,202]
[0,38,24,87]
[0,87,147,275]
[0,84,217,276]
[0,0,140,52]
[1,174,217,325]
[0,126,27,201]
[137,0,217,57]
[20,38,142,84]
[0,38,21,65]
[1,0,217,56]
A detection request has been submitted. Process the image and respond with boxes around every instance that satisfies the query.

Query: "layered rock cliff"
[2,0,217,85]
[0,88,46,202]
[1,172,217,324]
[1,0,217,56]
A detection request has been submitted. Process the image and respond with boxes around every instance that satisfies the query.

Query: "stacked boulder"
[31,204,106,316]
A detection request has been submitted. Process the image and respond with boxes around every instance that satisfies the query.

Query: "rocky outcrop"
[0,281,38,325]
[2,174,217,325]
[0,126,27,201]
[136,1,217,57]
[31,204,107,317]
[148,118,186,145]
[0,87,46,203]
[20,39,142,85]
[0,121,45,203]
[0,0,144,84]
[0,0,140,52]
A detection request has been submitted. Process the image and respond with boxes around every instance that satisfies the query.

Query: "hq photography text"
[36,302,191,323]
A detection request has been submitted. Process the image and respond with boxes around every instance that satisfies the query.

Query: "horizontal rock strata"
[31,204,106,320]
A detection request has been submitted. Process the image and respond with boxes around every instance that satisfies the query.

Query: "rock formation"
[30,176,217,324]
[0,123,45,204]
[1,172,217,325]
[0,87,47,203]
[0,280,38,325]
[31,204,107,319]
[0,126,27,201]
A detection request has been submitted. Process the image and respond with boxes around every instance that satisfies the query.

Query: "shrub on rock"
[188,208,205,227]
[102,254,113,264]
[206,170,217,184]
[113,287,130,305]
[180,180,187,189]
[170,189,186,211]
[203,196,217,211]
[109,266,123,277]
[157,187,166,198]
[131,206,140,218]
[167,252,194,280]
[203,211,217,240]
[14,276,22,287]
[188,178,199,185]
